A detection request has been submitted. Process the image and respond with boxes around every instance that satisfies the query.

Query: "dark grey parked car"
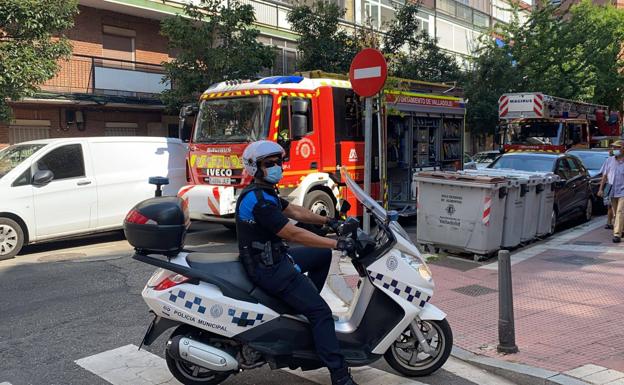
[489,152,593,232]
[566,148,611,212]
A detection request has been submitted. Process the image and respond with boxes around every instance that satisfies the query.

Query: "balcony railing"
[41,54,170,99]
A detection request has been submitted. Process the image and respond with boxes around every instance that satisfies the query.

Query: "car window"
[568,151,609,170]
[555,159,571,180]
[565,157,580,178]
[570,157,587,175]
[490,155,555,172]
[36,144,85,180]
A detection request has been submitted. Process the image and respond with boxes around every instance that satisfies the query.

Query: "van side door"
[32,142,97,238]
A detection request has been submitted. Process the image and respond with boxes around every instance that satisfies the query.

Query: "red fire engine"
[177,75,377,226]
[178,74,466,225]
[498,92,621,153]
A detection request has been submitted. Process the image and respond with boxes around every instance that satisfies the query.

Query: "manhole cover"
[545,255,610,266]
[452,284,497,297]
[572,241,601,246]
[38,252,87,262]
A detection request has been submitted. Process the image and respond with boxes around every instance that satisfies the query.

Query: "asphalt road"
[0,221,509,385]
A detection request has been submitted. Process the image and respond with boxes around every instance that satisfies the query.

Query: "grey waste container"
[415,172,507,258]
[465,170,527,248]
[491,170,559,237]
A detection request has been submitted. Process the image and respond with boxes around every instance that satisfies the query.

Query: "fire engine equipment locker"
[385,91,466,215]
[414,172,507,259]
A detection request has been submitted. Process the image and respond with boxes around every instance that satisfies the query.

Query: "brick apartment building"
[0,2,179,148]
[0,0,531,148]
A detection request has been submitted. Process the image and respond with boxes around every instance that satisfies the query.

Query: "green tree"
[160,0,275,111]
[382,3,462,84]
[464,40,519,138]
[464,0,624,142]
[0,0,78,122]
[484,0,624,108]
[287,0,359,73]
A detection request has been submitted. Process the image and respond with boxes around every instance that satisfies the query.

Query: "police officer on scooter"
[236,140,358,385]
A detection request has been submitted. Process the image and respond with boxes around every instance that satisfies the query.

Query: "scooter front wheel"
[384,318,453,377]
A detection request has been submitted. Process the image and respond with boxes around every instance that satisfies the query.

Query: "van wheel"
[0,217,24,260]
[303,190,335,235]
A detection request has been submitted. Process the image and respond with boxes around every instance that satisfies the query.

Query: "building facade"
[1,0,530,147]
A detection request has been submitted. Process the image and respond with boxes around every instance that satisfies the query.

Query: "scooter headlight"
[401,252,432,282]
[418,264,432,281]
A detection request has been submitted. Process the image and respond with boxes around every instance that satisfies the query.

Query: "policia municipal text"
[236,140,358,385]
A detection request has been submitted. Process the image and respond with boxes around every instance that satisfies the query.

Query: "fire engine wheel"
[303,190,336,219]
[302,190,336,235]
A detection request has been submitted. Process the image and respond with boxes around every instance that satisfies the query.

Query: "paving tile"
[595,355,624,373]
[583,369,624,384]
[564,365,609,379]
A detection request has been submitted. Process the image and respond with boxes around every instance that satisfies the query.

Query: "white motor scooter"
[126,172,452,385]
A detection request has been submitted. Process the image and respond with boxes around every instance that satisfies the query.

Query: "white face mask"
[614,150,622,157]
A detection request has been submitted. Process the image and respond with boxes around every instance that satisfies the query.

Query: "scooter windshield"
[341,168,387,222]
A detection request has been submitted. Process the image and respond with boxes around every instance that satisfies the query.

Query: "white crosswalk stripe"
[1,382,14,385]
[73,344,517,385]
[285,366,427,385]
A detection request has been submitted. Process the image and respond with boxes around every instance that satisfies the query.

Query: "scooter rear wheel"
[384,318,453,377]
[165,327,233,385]
[165,349,231,385]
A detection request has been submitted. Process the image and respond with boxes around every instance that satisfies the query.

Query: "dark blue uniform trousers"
[252,246,345,370]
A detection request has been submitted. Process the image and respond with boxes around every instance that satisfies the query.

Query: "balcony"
[41,54,170,100]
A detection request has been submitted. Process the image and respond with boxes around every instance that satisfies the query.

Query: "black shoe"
[613,236,621,243]
[331,367,359,385]
[606,224,614,230]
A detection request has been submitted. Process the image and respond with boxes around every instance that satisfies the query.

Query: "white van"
[0,137,187,260]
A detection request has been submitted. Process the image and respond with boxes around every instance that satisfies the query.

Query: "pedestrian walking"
[600,144,619,229]
[599,140,624,242]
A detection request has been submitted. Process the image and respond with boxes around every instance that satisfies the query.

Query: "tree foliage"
[287,1,359,73]
[288,1,461,84]
[160,0,275,111]
[464,0,624,137]
[0,0,78,122]
[382,3,462,84]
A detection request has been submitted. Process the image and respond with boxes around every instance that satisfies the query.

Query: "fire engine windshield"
[193,96,273,143]
[505,121,564,146]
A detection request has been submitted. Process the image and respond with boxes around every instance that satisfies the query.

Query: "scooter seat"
[186,252,298,316]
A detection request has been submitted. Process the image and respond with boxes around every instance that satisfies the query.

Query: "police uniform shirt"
[237,189,290,235]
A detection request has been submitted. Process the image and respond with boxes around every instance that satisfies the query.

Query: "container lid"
[415,171,508,189]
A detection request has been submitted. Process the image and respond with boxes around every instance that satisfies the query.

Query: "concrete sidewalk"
[329,217,624,385]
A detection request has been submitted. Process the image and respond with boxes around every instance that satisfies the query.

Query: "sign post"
[349,49,387,232]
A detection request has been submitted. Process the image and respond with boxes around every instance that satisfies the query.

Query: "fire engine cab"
[498,92,621,153]
[178,75,378,226]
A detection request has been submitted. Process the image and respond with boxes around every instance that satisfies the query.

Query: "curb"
[451,347,591,385]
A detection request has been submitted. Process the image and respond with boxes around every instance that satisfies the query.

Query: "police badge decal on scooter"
[126,173,452,384]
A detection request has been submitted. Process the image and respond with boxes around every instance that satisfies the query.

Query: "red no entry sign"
[349,48,388,97]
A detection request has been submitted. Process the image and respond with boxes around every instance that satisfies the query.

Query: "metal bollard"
[497,249,519,353]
